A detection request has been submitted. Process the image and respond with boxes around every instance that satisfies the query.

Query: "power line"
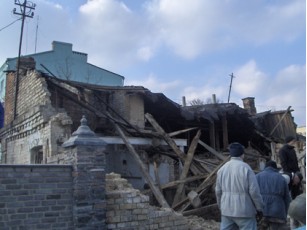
[256,105,306,109]
[0,18,22,32]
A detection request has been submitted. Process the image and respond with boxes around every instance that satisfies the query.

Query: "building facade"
[0,41,124,102]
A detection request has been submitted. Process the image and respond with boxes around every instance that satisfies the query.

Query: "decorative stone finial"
[81,115,87,125]
[71,115,95,138]
[62,115,106,147]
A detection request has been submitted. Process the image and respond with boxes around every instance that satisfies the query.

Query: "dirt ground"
[186,216,295,230]
[186,216,220,230]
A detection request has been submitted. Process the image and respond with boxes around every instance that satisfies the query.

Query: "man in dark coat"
[278,135,302,199]
[278,135,303,229]
[256,160,291,230]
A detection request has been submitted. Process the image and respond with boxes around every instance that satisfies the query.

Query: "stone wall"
[0,165,74,230]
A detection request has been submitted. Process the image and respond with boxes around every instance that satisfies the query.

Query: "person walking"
[278,135,302,200]
[215,142,263,230]
[278,135,303,229]
[256,160,291,230]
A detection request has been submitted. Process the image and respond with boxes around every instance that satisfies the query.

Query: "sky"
[0,0,306,126]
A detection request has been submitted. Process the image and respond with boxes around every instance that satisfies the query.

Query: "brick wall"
[18,70,51,116]
[106,173,200,230]
[0,165,74,230]
[4,72,16,125]
[0,165,210,229]
[4,69,51,126]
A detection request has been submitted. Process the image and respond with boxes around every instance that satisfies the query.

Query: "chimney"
[18,57,36,71]
[212,94,216,104]
[182,96,186,107]
[242,97,257,115]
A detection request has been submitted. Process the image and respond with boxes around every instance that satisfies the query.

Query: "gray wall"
[0,165,73,230]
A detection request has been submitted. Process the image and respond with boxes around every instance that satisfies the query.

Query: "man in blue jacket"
[256,160,291,230]
[215,142,264,230]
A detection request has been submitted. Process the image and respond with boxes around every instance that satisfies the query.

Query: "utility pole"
[13,0,36,119]
[34,15,39,53]
[227,73,235,103]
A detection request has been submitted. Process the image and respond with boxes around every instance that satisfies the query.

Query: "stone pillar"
[62,115,107,229]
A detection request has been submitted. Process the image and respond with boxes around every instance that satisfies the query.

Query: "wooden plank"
[269,106,291,136]
[215,127,221,151]
[172,156,230,211]
[114,123,170,208]
[197,162,213,173]
[160,174,207,190]
[153,161,161,190]
[182,203,218,216]
[198,140,226,161]
[172,130,201,207]
[145,113,186,159]
[168,127,198,137]
[197,156,230,192]
[222,113,228,149]
[145,113,201,175]
[209,122,216,149]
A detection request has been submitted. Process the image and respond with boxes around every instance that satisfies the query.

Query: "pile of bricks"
[106,173,191,230]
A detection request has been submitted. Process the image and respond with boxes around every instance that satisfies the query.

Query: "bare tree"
[206,97,223,104]
[189,97,223,106]
[56,57,73,80]
[189,99,204,106]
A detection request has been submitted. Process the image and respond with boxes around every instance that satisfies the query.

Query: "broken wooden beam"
[168,127,198,137]
[145,113,202,175]
[182,203,218,216]
[172,130,201,207]
[197,156,230,192]
[172,156,230,211]
[145,113,186,159]
[198,140,226,161]
[114,122,170,208]
[153,161,161,190]
[269,106,291,136]
[160,174,208,190]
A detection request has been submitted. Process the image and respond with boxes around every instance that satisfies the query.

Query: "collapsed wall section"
[106,173,212,230]
[1,63,73,164]
[5,69,52,125]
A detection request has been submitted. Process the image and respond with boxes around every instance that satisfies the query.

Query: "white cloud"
[125,73,181,93]
[75,0,158,69]
[145,0,228,58]
[145,0,305,59]
[262,64,305,108]
[263,65,306,125]
[137,46,154,61]
[1,0,304,68]
[233,60,268,97]
[182,85,226,104]
[226,61,306,125]
[0,0,304,125]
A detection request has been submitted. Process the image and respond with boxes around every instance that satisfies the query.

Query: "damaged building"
[0,57,304,222]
